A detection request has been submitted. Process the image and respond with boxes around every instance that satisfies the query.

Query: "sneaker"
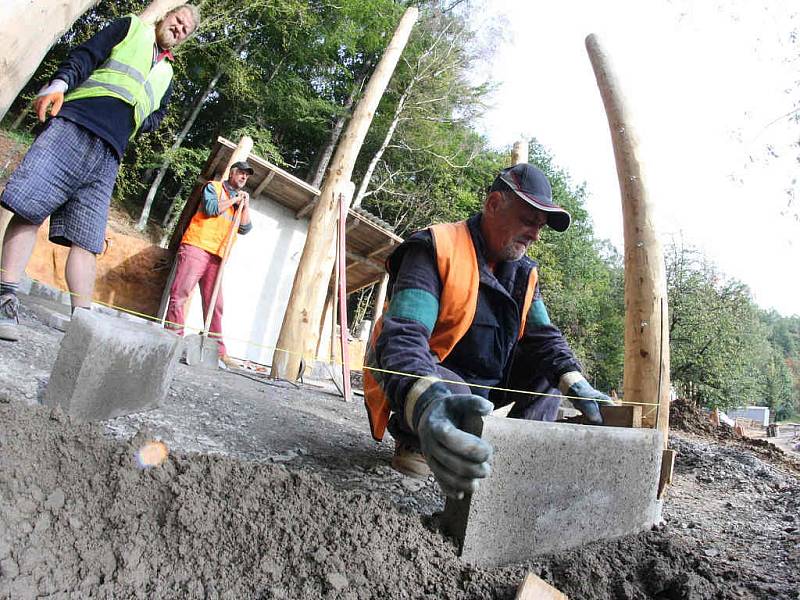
[220,354,239,370]
[391,441,431,479]
[0,293,20,341]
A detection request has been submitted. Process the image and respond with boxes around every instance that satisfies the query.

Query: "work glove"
[34,80,68,122]
[414,390,494,500]
[559,372,614,425]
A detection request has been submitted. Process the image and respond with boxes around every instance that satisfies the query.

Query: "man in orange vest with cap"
[364,163,614,499]
[165,161,254,368]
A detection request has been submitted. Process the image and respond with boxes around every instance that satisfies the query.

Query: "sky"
[474,0,799,317]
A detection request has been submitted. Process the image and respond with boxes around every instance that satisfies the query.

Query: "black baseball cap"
[490,163,571,232]
[230,160,254,174]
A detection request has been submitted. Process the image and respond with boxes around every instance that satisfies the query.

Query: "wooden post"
[0,0,189,123]
[270,7,419,381]
[139,0,189,25]
[1,0,99,121]
[511,139,528,165]
[585,34,671,446]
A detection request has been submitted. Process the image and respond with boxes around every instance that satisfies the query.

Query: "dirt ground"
[1,302,799,599]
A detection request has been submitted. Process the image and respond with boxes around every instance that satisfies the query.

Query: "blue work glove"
[414,391,494,499]
[559,372,614,425]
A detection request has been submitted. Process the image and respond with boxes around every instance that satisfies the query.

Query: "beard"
[498,240,529,262]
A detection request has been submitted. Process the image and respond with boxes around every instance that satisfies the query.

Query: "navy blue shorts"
[0,118,120,254]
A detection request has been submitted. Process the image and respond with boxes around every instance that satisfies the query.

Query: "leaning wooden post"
[585,34,671,446]
[0,0,99,121]
[139,0,189,25]
[0,0,187,123]
[271,7,419,380]
[511,139,528,165]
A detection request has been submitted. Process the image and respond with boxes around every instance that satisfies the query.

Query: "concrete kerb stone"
[442,416,664,567]
[43,309,182,421]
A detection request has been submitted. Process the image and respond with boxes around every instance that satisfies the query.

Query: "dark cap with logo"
[230,160,254,174]
[489,163,571,232]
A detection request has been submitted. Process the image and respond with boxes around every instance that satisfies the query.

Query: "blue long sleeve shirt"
[53,17,174,160]
[202,182,253,235]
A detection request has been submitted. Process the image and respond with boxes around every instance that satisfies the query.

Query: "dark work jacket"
[373,213,581,419]
[52,17,174,160]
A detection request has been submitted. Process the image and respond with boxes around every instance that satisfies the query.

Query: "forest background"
[2,0,798,419]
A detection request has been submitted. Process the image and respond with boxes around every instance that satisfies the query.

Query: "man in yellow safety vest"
[0,5,200,341]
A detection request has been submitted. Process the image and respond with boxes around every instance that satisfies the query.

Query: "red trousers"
[166,243,226,356]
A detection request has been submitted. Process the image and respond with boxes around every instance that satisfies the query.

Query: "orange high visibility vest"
[364,220,538,440]
[181,181,238,258]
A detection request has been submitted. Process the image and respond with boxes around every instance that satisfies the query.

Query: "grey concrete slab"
[183,334,220,369]
[43,309,182,421]
[442,416,664,567]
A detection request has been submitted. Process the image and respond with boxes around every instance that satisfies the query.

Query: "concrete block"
[442,416,664,567]
[44,309,181,421]
[182,334,220,369]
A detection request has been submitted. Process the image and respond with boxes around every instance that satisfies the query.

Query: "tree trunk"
[137,67,226,231]
[352,84,411,208]
[585,34,671,445]
[0,0,100,121]
[271,7,419,381]
[307,71,367,190]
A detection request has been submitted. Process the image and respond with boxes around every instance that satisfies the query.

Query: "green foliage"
[525,140,624,393]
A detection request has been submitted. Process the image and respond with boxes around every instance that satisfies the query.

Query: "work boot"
[220,354,239,370]
[0,293,20,341]
[391,440,431,479]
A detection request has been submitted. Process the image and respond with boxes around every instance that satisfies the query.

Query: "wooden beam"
[296,197,318,219]
[515,573,568,600]
[345,251,384,272]
[271,7,419,381]
[586,34,671,447]
[203,151,225,180]
[253,171,275,199]
[366,240,397,259]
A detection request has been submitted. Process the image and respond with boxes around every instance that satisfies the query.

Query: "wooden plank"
[515,573,568,600]
[252,171,275,199]
[657,448,676,499]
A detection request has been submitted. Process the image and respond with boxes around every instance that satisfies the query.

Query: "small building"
[726,406,770,427]
[163,137,402,366]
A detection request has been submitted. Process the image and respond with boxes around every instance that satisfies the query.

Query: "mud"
[0,300,799,598]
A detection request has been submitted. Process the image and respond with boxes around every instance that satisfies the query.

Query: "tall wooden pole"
[0,0,187,123]
[139,0,188,25]
[585,34,671,446]
[271,7,419,380]
[1,0,99,121]
[511,139,528,165]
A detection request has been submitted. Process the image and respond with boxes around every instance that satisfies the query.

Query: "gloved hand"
[415,393,494,499]
[559,372,614,425]
[34,80,68,122]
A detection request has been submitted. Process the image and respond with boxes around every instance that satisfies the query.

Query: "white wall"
[184,196,309,364]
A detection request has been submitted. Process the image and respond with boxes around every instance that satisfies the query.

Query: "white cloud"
[476,0,800,316]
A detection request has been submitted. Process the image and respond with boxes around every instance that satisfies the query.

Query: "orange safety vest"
[364,220,538,440]
[181,181,239,258]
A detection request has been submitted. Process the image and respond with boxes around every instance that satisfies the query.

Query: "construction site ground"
[1,299,799,599]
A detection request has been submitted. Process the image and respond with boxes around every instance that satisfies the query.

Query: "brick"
[442,416,664,567]
[43,309,181,420]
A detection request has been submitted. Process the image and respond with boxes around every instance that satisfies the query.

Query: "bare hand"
[34,92,64,122]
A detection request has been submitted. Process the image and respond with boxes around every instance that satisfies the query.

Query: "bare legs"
[1,214,96,311]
